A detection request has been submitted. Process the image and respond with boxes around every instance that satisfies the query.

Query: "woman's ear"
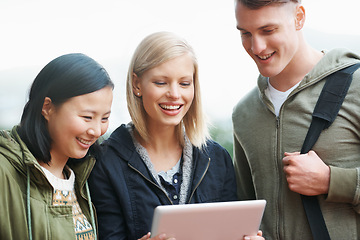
[41,97,53,121]
[295,5,305,30]
[132,73,142,97]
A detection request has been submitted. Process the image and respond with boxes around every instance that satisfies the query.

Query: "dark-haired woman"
[0,53,114,240]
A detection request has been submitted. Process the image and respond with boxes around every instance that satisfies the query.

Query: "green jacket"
[0,126,97,240]
[232,48,360,239]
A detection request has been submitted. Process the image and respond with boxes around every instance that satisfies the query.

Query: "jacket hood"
[258,48,360,91]
[0,126,95,186]
[0,126,37,177]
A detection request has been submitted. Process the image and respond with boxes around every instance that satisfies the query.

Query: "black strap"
[300,63,360,240]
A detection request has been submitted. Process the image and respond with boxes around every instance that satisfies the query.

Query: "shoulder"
[232,86,261,120]
[317,48,360,77]
[102,124,131,146]
[93,124,136,170]
[198,140,232,161]
[232,85,265,126]
[100,124,134,156]
[0,146,24,193]
[0,127,26,174]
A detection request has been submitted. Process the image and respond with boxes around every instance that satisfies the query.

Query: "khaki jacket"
[0,126,97,240]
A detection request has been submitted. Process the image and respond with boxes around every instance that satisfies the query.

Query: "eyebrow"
[151,75,193,80]
[237,24,278,31]
[81,110,112,115]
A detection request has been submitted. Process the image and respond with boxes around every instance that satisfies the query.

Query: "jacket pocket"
[47,205,76,240]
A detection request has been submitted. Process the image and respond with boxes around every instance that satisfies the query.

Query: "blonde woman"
[89,32,263,240]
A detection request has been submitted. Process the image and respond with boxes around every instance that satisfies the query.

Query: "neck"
[38,157,68,179]
[136,125,182,172]
[269,40,323,92]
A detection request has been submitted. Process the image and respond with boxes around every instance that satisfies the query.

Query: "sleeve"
[327,166,360,213]
[88,152,128,240]
[233,134,256,200]
[0,158,14,239]
[325,67,360,213]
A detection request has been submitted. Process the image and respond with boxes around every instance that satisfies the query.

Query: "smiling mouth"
[257,52,275,60]
[76,137,92,145]
[160,104,182,110]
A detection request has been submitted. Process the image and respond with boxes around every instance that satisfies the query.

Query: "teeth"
[160,104,181,110]
[258,52,273,60]
[77,137,92,145]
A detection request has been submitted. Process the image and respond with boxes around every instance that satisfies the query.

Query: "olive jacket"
[0,126,97,240]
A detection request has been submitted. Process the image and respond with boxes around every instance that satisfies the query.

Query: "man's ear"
[295,5,305,30]
[41,97,53,121]
[132,73,142,97]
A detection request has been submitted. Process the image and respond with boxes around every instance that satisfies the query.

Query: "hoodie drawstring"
[86,181,97,240]
[27,166,33,240]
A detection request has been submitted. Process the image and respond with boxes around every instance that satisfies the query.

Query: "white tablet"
[151,200,266,240]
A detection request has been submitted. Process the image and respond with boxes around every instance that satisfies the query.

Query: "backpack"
[300,63,360,240]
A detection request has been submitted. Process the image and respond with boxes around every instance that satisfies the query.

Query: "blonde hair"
[126,31,210,148]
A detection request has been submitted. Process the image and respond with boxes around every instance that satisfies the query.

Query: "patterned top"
[41,166,95,240]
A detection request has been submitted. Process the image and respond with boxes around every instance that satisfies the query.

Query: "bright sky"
[0,0,359,130]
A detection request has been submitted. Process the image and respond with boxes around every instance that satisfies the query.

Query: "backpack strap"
[300,63,360,240]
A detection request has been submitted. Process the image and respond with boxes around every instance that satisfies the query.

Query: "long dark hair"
[18,53,114,164]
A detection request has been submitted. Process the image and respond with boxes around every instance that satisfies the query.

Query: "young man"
[232,0,360,239]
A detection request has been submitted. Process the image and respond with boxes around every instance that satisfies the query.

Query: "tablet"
[151,199,266,240]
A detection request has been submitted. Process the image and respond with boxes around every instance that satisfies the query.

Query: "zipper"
[128,163,173,204]
[187,157,211,204]
[275,116,283,239]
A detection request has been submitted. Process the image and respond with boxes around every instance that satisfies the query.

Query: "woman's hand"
[138,232,175,240]
[243,230,264,240]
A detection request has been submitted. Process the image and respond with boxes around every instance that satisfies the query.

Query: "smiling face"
[134,53,195,132]
[235,2,303,78]
[42,86,113,163]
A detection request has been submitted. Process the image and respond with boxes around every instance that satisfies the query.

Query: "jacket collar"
[1,126,94,186]
[104,124,155,179]
[103,124,212,203]
[104,124,136,162]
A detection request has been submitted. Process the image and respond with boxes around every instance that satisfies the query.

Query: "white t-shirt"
[265,79,300,116]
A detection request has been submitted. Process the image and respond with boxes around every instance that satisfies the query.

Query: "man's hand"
[282,150,330,196]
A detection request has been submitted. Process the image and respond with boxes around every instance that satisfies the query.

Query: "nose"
[166,84,180,99]
[251,36,266,55]
[87,122,102,138]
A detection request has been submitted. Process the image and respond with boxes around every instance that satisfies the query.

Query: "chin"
[258,68,280,78]
[71,151,89,160]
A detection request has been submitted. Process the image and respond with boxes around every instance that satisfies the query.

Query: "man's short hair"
[237,0,301,9]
